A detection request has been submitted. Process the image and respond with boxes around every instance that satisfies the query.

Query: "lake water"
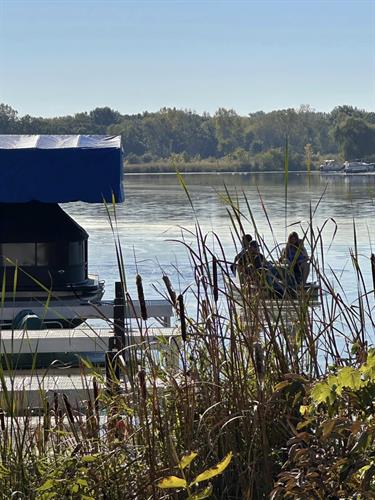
[64,172,375,316]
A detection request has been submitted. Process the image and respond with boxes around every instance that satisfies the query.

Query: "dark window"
[69,241,84,265]
[1,243,36,266]
[36,243,49,266]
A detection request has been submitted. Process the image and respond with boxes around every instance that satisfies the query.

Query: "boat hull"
[0,277,105,329]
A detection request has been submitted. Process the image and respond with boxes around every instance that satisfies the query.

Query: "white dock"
[0,298,174,327]
[0,326,180,412]
[0,327,178,354]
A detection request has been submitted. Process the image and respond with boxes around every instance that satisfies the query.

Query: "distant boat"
[319,159,344,173]
[344,160,374,174]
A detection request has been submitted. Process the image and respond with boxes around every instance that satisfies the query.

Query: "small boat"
[344,160,372,174]
[0,135,124,329]
[319,159,344,173]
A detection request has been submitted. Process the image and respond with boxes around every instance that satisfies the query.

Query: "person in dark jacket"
[281,232,310,285]
[231,234,253,276]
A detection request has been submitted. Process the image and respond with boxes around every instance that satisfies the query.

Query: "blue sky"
[0,0,374,117]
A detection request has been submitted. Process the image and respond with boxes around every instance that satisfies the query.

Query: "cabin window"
[69,241,84,265]
[36,243,49,266]
[38,242,67,267]
[1,243,36,266]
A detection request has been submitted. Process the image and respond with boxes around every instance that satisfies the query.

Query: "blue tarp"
[0,135,124,203]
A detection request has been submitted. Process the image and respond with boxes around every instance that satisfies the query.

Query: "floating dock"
[0,324,179,412]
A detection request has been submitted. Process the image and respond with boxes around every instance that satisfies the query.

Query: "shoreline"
[124,164,375,176]
[124,161,317,175]
[124,169,317,176]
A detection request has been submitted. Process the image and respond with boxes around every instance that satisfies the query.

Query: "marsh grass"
[0,188,373,499]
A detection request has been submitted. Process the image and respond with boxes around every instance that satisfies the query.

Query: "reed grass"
[0,187,373,499]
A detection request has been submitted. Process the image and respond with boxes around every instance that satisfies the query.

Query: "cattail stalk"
[162,275,177,305]
[213,256,219,303]
[136,274,148,321]
[178,294,187,341]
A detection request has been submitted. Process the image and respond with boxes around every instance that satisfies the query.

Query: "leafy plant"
[157,451,233,499]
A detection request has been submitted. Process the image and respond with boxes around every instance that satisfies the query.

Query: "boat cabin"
[0,202,88,292]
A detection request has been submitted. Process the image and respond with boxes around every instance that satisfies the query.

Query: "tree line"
[1,103,375,170]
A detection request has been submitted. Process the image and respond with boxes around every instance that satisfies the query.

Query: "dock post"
[105,282,127,393]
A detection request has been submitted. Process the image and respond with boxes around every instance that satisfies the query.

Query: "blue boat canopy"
[0,135,124,203]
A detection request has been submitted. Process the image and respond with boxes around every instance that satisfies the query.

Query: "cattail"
[213,256,219,303]
[93,376,100,425]
[201,299,208,321]
[0,409,4,432]
[63,393,75,428]
[178,294,187,341]
[254,342,265,383]
[162,275,177,306]
[138,369,147,401]
[43,401,50,445]
[371,254,375,298]
[136,274,148,321]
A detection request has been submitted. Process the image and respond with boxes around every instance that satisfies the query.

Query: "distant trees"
[0,104,18,133]
[90,107,120,127]
[334,117,375,159]
[1,102,374,168]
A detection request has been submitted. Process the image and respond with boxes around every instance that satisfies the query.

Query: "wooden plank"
[0,368,98,410]
[0,299,174,326]
[0,367,174,412]
[0,327,178,355]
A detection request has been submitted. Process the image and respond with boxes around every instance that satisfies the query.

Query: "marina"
[320,158,375,173]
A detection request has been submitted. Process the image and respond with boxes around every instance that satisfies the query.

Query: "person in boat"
[281,232,310,285]
[244,240,285,297]
[230,234,253,276]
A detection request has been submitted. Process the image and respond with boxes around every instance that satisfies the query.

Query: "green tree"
[334,117,375,159]
[89,107,120,127]
[0,103,18,133]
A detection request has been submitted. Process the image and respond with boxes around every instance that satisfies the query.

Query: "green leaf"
[77,479,88,487]
[191,484,213,499]
[296,417,314,430]
[299,405,309,416]
[274,380,291,392]
[0,464,10,478]
[179,451,198,470]
[192,452,232,485]
[360,350,375,380]
[157,476,187,489]
[366,349,375,368]
[310,381,334,404]
[36,479,55,492]
[358,463,372,479]
[82,454,98,463]
[360,463,375,490]
[71,484,79,493]
[337,367,362,391]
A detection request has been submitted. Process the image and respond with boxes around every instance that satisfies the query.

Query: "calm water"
[64,172,375,311]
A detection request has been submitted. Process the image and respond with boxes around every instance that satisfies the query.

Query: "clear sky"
[0,0,374,117]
